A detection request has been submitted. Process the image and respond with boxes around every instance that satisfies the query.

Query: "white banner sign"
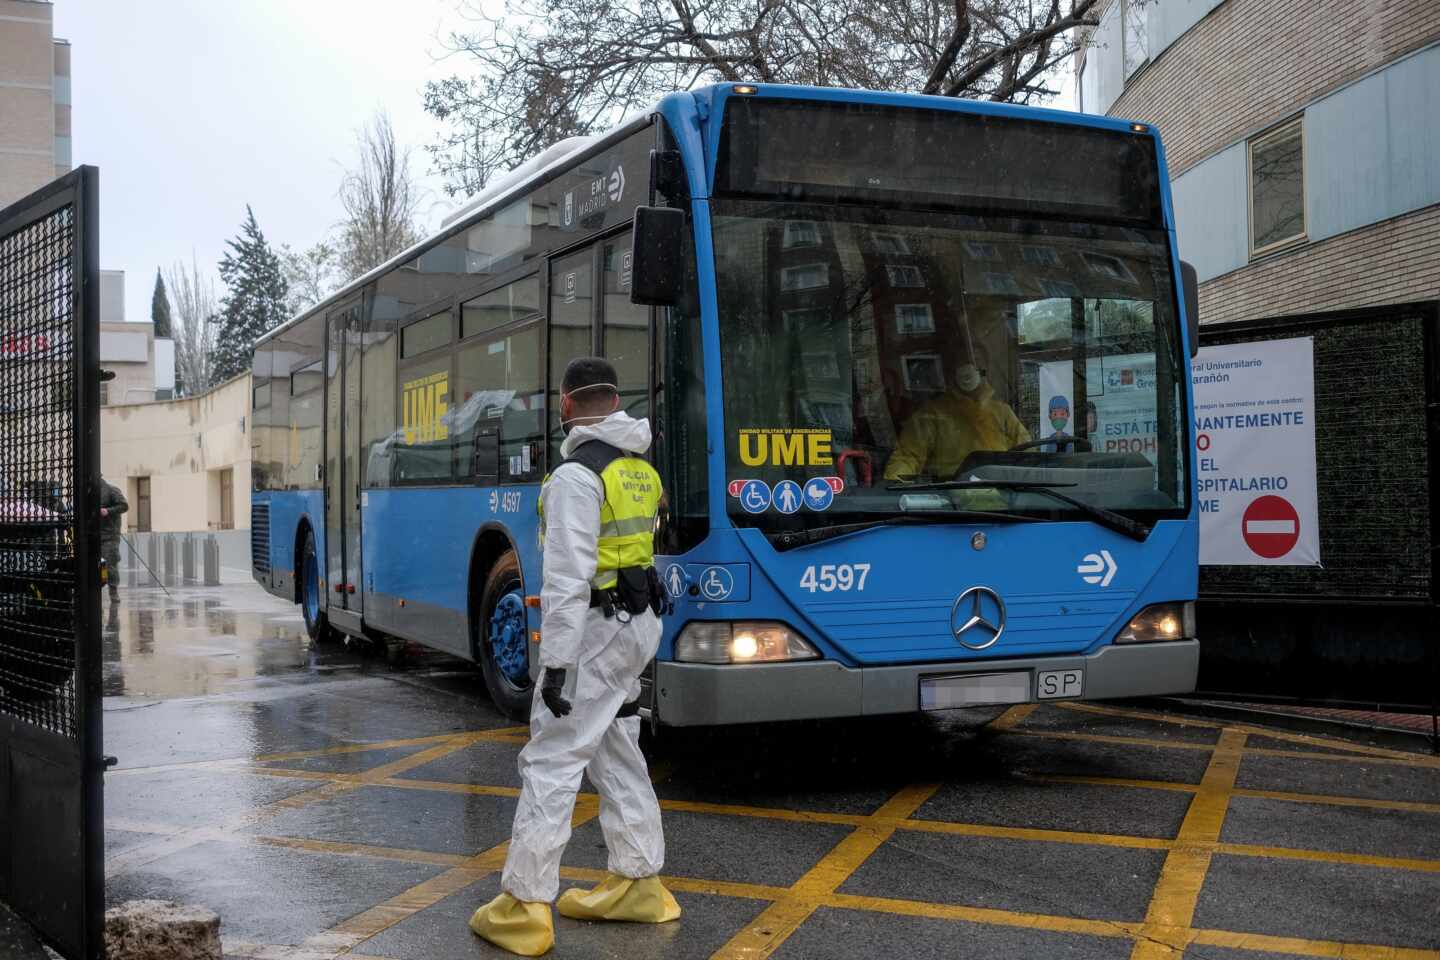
[1038,353,1161,462]
[1192,337,1319,566]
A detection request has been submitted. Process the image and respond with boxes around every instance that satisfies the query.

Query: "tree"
[280,240,340,317]
[424,0,1101,195]
[212,206,288,384]
[150,267,172,338]
[337,112,423,281]
[165,254,217,397]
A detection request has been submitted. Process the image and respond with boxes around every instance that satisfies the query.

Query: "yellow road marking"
[709,783,939,960]
[1234,787,1440,816]
[1034,774,1201,794]
[1129,727,1247,959]
[1213,842,1440,875]
[1058,701,1224,730]
[252,835,470,868]
[897,817,1173,851]
[1246,746,1440,769]
[309,797,605,955]
[987,703,1038,731]
[1011,729,1216,752]
[106,733,486,878]
[1187,927,1440,959]
[826,891,1139,940]
[1061,702,1440,767]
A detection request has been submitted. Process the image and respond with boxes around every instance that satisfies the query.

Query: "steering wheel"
[1005,436,1093,453]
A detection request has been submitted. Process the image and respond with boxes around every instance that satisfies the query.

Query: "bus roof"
[256,84,1156,348]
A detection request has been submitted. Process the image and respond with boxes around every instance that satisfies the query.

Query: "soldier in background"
[98,474,127,603]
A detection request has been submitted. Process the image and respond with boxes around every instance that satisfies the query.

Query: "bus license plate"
[1037,669,1084,700]
[920,672,1030,710]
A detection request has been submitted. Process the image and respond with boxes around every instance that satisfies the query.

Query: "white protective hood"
[560,411,652,460]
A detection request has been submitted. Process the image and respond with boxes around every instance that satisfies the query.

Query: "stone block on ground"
[104,900,221,960]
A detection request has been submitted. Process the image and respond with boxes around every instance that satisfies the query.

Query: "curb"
[1133,697,1440,755]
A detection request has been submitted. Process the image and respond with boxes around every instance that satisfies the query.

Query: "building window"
[1023,245,1059,267]
[870,232,910,255]
[1041,279,1082,299]
[895,303,935,335]
[1249,118,1306,256]
[781,262,829,291]
[135,477,152,533]
[964,241,999,260]
[783,221,820,249]
[886,264,925,287]
[782,307,830,332]
[1123,0,1149,79]
[218,468,234,530]
[902,353,944,392]
[1082,252,1137,284]
[982,272,1023,296]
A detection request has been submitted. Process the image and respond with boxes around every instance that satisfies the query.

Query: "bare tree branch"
[337,112,424,281]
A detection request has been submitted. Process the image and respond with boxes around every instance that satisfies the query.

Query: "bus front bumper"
[652,640,1198,727]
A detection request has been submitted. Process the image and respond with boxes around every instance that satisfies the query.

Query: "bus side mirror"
[1180,260,1199,357]
[631,206,685,307]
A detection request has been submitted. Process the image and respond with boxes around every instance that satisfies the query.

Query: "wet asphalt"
[99,581,1440,960]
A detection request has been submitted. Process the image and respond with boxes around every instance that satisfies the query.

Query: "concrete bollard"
[181,535,196,582]
[162,535,176,586]
[147,534,160,586]
[104,900,221,960]
[203,536,220,586]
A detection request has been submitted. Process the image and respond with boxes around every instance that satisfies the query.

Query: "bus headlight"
[675,622,819,664]
[1115,602,1196,643]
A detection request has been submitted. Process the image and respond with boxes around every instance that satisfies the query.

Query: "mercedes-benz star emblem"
[950,586,1005,650]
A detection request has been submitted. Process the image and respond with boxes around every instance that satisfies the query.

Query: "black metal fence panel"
[1196,302,1440,711]
[0,168,102,960]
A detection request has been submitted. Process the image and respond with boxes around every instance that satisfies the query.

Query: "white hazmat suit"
[500,411,668,903]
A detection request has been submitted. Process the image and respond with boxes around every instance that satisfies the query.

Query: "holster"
[589,566,673,619]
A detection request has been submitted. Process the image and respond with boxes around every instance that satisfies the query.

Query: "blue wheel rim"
[488,589,529,685]
[303,543,319,626]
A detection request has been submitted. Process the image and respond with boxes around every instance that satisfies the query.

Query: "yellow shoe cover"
[556,873,682,923]
[468,892,555,956]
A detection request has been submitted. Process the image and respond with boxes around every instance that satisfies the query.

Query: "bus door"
[324,300,364,623]
[599,230,650,413]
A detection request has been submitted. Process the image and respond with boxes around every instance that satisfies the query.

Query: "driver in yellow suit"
[883,352,1030,481]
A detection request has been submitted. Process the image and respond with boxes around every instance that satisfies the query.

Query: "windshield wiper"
[773,510,1042,549]
[886,480,1151,542]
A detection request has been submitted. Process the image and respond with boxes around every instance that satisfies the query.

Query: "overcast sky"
[55,1,1076,328]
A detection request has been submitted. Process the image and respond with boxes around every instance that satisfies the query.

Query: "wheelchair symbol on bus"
[699,566,734,601]
[739,480,771,514]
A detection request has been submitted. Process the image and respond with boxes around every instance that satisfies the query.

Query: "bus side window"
[457,273,544,484]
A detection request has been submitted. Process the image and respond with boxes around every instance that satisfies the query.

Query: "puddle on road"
[100,588,374,698]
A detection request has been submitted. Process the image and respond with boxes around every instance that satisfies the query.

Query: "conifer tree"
[150,267,172,338]
[212,206,288,383]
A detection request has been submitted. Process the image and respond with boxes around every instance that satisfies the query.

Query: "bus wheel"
[299,528,333,643]
[478,550,533,721]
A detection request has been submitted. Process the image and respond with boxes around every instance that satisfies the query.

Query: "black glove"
[540,668,572,719]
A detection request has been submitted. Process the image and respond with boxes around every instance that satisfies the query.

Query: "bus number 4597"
[800,564,871,593]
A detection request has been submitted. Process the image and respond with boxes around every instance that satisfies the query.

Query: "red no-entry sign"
[1242,495,1300,558]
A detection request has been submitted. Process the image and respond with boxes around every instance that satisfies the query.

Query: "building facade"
[1076,0,1440,708]
[0,0,69,209]
[100,372,253,535]
[1078,0,1440,323]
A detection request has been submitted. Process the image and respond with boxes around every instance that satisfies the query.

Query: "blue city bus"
[251,83,1201,723]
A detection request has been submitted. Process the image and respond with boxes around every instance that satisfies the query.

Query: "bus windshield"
[713,200,1189,532]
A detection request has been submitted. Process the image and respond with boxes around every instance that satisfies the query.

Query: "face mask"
[1050,416,1069,431]
[955,364,981,392]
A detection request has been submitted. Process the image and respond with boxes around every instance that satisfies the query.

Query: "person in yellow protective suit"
[883,346,1031,481]
[469,358,680,957]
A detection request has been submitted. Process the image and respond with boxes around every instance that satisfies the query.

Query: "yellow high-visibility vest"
[541,441,662,589]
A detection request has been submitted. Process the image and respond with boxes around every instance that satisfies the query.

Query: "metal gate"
[0,167,103,959]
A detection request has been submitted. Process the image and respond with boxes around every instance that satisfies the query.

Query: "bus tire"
[477,550,533,721]
[299,527,335,643]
